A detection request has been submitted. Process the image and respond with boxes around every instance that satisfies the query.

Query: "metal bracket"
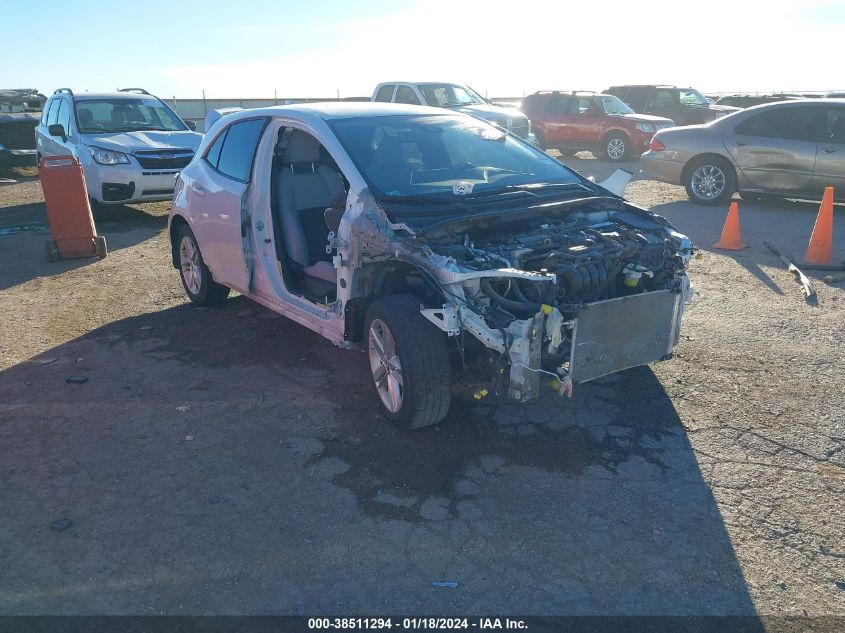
[421,305,460,336]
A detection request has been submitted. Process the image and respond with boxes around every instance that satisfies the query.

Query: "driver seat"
[275,130,345,291]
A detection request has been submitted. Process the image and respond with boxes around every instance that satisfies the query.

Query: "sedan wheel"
[691,164,726,201]
[684,156,736,205]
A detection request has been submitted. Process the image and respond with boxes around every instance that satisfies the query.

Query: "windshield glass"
[74,98,186,133]
[598,95,634,115]
[418,84,484,107]
[331,114,583,201]
[679,89,709,106]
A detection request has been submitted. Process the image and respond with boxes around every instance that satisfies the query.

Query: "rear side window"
[212,118,268,182]
[47,99,61,126]
[648,90,675,109]
[624,87,649,110]
[41,99,54,125]
[545,96,571,116]
[204,129,228,169]
[374,85,395,102]
[56,99,71,133]
[734,107,818,141]
[395,85,420,105]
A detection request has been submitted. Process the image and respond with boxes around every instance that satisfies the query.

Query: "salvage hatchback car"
[168,103,693,428]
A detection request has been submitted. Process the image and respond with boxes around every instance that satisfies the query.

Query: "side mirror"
[48,124,66,140]
[185,120,197,131]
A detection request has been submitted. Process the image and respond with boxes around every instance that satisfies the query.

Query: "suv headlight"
[635,123,655,133]
[89,146,130,165]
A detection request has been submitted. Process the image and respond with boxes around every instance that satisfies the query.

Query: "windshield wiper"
[465,181,598,199]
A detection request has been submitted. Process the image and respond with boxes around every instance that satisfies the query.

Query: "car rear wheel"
[684,156,736,205]
[364,294,451,429]
[604,134,628,162]
[177,224,230,306]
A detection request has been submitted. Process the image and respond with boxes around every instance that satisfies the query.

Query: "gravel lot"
[0,154,843,617]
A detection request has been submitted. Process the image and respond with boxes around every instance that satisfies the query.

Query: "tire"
[603,133,629,162]
[684,156,736,206]
[176,224,230,306]
[534,129,547,151]
[364,294,451,429]
[558,148,578,156]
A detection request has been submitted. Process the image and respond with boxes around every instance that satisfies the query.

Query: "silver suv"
[35,88,202,206]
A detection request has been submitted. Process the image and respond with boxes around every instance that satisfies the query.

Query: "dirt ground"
[0,154,843,618]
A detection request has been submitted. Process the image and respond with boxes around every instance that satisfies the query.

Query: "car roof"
[221,101,452,121]
[68,92,163,101]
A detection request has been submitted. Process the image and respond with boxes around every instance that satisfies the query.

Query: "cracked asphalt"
[0,155,843,616]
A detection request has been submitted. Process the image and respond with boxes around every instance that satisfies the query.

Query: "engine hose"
[482,279,543,315]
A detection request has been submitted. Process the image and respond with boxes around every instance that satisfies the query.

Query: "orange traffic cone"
[713,201,747,250]
[804,187,834,265]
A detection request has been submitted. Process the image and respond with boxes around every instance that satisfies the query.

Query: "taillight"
[649,138,666,151]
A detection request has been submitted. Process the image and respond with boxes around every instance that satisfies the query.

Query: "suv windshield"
[598,95,634,115]
[331,114,583,202]
[74,98,186,133]
[418,84,485,107]
[679,89,710,106]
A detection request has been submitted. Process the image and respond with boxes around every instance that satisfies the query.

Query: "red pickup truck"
[521,91,674,162]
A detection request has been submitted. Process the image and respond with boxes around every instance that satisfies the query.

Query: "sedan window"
[822,108,845,143]
[374,85,395,102]
[734,107,819,142]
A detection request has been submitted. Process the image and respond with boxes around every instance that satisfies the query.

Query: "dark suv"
[521,91,674,161]
[605,85,739,126]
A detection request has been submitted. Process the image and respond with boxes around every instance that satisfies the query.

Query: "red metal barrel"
[39,155,107,261]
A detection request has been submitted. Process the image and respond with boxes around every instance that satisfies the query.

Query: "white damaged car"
[168,103,693,428]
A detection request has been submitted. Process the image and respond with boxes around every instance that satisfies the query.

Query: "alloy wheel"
[179,235,202,295]
[607,137,626,160]
[368,318,404,413]
[691,164,726,201]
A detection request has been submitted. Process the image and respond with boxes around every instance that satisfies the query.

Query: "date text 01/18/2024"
[307,618,528,630]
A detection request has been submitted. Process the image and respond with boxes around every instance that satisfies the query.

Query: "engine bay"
[429,207,692,322]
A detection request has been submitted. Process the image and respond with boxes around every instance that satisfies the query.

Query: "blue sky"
[3,0,844,99]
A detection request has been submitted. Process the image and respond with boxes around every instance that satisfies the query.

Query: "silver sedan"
[641,99,845,205]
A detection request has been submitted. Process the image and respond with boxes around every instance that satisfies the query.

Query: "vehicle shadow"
[0,199,168,291]
[0,299,762,618]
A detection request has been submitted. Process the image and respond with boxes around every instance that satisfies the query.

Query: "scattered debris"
[50,518,73,532]
[765,243,817,303]
[139,325,154,331]
[185,435,194,441]
[0,224,46,235]
[835,580,845,591]
[432,581,459,588]
[65,375,88,384]
[29,357,58,366]
[823,271,845,285]
[75,357,84,363]
[176,405,192,412]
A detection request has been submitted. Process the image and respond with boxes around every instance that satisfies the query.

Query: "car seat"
[275,130,345,291]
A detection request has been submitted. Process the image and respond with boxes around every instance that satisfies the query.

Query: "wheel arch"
[169,214,189,269]
[344,260,446,344]
[600,128,631,148]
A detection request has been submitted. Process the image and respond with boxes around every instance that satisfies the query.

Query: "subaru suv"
[605,85,739,126]
[35,88,202,206]
[521,91,674,161]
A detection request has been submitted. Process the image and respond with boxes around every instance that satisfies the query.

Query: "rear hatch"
[0,113,39,150]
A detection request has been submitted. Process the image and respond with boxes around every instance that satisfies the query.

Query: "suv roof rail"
[53,88,74,96]
[118,88,151,95]
[530,90,597,96]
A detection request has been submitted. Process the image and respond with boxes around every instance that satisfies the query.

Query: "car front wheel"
[177,224,230,306]
[684,156,736,205]
[604,134,628,162]
[364,295,451,429]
